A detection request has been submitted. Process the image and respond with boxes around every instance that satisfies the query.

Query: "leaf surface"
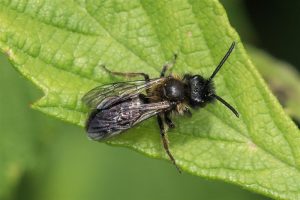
[0,0,299,199]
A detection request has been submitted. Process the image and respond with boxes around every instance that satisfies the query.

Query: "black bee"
[82,42,239,172]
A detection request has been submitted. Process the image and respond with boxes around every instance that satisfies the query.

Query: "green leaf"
[0,53,267,200]
[0,0,299,199]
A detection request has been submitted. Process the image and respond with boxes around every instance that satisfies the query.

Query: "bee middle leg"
[157,114,181,173]
[102,65,150,82]
[160,54,177,77]
[164,111,175,128]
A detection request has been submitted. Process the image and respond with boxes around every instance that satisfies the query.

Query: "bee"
[82,42,239,172]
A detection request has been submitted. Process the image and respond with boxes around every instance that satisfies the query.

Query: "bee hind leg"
[102,65,150,81]
[157,114,181,173]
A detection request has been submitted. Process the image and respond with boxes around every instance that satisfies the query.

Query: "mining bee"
[82,42,239,172]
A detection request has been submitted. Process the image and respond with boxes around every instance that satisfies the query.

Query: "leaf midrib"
[81,1,161,70]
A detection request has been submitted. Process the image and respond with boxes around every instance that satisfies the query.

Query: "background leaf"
[0,0,299,199]
[248,46,300,126]
[0,54,40,199]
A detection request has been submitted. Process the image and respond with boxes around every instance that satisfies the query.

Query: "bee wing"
[86,100,171,140]
[132,101,171,125]
[82,78,164,109]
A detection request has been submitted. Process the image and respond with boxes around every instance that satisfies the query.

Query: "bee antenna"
[208,42,236,82]
[211,94,239,118]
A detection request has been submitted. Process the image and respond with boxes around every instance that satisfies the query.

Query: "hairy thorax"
[148,76,189,115]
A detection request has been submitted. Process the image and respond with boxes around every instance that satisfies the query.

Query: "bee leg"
[183,108,192,117]
[102,65,150,82]
[164,111,175,128]
[160,54,177,77]
[157,114,181,173]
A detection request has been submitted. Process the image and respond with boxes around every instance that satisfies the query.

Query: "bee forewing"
[82,78,165,109]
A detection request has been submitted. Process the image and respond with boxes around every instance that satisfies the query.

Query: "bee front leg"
[157,114,181,173]
[183,108,192,117]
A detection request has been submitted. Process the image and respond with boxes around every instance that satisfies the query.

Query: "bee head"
[183,42,239,117]
[184,75,215,108]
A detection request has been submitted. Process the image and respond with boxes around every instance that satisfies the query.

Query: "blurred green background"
[1,0,299,199]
